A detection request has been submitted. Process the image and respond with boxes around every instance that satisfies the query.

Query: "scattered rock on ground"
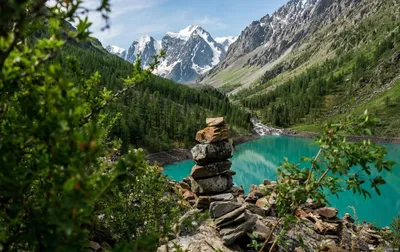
[157,222,235,252]
[314,207,338,219]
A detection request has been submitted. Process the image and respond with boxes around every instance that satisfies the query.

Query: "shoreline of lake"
[146,134,260,167]
[147,129,400,167]
[163,135,400,227]
[283,129,400,144]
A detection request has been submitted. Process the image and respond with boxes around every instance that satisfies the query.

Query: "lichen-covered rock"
[190,161,232,178]
[195,193,235,209]
[281,220,329,251]
[191,141,233,165]
[220,213,258,245]
[190,175,233,194]
[209,193,234,201]
[255,197,270,209]
[206,117,226,127]
[226,185,245,197]
[196,196,212,209]
[174,209,202,237]
[314,207,338,219]
[195,126,230,144]
[213,206,246,227]
[182,190,196,201]
[245,185,264,203]
[209,201,242,219]
[253,219,272,240]
[216,212,246,229]
[158,222,235,252]
[245,203,267,216]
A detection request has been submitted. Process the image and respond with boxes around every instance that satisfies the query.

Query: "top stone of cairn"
[196,117,230,144]
[206,117,226,127]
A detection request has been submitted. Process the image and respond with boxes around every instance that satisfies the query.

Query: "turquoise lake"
[163,136,400,227]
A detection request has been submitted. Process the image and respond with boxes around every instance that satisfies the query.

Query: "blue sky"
[89,0,288,49]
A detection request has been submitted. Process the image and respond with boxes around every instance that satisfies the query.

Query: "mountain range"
[106,25,237,83]
[200,0,398,91]
[106,0,399,137]
[200,0,399,137]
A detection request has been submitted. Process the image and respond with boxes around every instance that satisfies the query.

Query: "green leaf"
[63,178,78,192]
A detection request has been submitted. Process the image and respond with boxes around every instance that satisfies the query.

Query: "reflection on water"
[163,136,400,227]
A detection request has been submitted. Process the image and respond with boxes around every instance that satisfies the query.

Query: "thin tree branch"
[259,218,282,252]
[305,148,322,186]
[81,81,142,125]
[0,1,48,70]
[0,27,23,70]
[81,53,164,126]
[268,234,279,252]
[316,168,331,186]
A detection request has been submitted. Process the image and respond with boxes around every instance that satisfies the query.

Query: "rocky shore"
[161,179,393,251]
[146,149,192,166]
[157,118,394,252]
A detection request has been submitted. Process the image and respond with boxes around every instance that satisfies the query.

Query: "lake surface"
[163,136,400,227]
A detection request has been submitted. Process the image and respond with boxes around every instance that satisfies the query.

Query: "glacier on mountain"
[106,25,236,83]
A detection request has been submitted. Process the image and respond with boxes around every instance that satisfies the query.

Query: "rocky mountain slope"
[215,36,238,52]
[199,0,398,90]
[106,25,235,83]
[155,25,225,83]
[199,0,400,137]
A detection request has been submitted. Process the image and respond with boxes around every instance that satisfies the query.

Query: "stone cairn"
[188,117,243,209]
[160,118,393,251]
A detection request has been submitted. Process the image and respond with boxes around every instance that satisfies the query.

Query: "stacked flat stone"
[189,117,236,208]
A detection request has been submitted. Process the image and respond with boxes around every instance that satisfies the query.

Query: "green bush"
[392,214,400,249]
[0,1,180,250]
[274,111,395,217]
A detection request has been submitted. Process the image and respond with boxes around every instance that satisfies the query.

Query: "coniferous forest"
[59,41,251,152]
[232,7,400,135]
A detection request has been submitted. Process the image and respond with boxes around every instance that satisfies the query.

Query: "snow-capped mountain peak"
[135,35,152,52]
[166,24,201,41]
[106,45,125,54]
[106,25,236,83]
[106,35,161,68]
[105,45,126,59]
[156,25,227,82]
[215,36,238,52]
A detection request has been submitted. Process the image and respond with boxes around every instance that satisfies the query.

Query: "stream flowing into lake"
[163,136,400,227]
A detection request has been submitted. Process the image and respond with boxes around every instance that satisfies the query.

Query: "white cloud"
[108,0,169,19]
[79,0,229,47]
[194,16,228,29]
[93,24,125,44]
[83,0,169,45]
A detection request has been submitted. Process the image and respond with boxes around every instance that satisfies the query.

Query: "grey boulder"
[209,201,242,219]
[191,141,233,165]
[190,175,233,194]
[190,161,232,179]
